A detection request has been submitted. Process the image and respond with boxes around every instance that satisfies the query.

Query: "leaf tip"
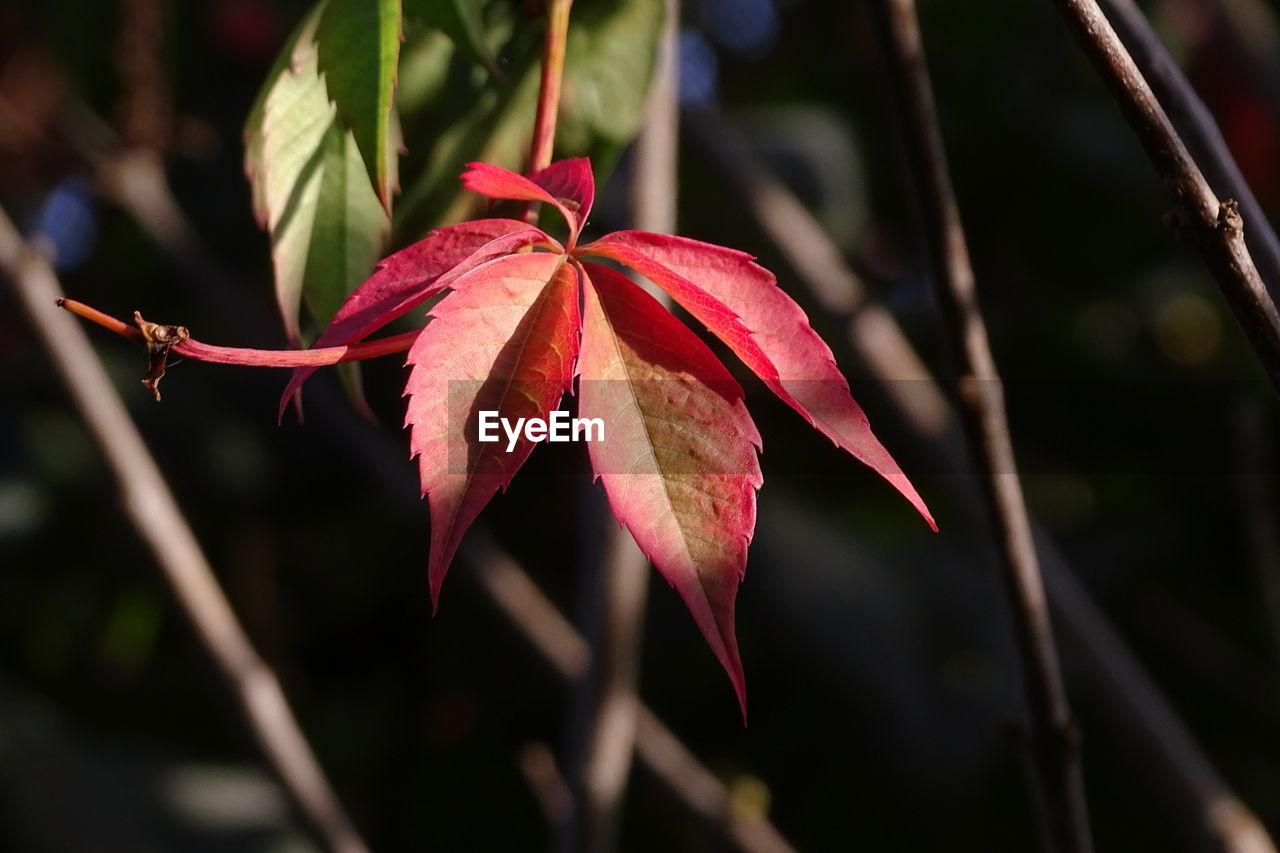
[427,554,450,616]
[893,478,937,532]
[732,667,748,726]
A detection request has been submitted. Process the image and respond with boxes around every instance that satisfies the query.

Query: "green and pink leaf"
[585,230,935,531]
[579,262,761,718]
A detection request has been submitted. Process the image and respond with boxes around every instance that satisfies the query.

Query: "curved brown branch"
[0,212,369,853]
[686,102,1277,853]
[1098,0,1280,300]
[1049,0,1280,393]
[465,533,797,853]
[869,1,1093,850]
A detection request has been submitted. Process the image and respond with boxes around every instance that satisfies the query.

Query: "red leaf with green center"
[582,230,935,530]
[578,262,762,718]
[277,219,548,418]
[404,252,581,607]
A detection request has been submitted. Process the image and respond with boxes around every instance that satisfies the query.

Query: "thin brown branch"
[1099,0,1280,299]
[1133,588,1280,729]
[687,106,1278,853]
[869,2,1092,850]
[1044,562,1279,853]
[0,212,368,853]
[629,0,681,242]
[464,534,797,853]
[1049,0,1280,393]
[521,741,576,826]
[560,9,679,848]
[559,517,651,853]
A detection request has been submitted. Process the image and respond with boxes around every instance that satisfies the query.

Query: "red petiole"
[58,298,417,368]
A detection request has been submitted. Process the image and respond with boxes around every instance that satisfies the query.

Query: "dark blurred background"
[3,0,1280,850]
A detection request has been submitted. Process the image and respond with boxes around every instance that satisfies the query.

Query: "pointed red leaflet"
[530,158,594,234]
[404,252,581,608]
[582,231,935,530]
[461,162,582,243]
[578,239,794,400]
[277,220,548,419]
[578,262,762,719]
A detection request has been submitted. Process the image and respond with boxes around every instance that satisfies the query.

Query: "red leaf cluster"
[285,158,934,717]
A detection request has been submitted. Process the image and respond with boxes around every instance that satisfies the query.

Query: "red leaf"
[578,262,761,719]
[405,252,581,608]
[277,219,548,419]
[579,239,793,401]
[461,162,582,244]
[582,231,935,530]
[531,158,594,234]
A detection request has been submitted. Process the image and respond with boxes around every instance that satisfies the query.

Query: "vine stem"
[868,1,1093,851]
[58,298,416,366]
[528,0,574,178]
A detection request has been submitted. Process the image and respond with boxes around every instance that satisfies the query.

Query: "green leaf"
[244,3,391,342]
[393,0,663,239]
[316,0,402,210]
[558,0,663,156]
[304,121,392,325]
[404,0,501,78]
[396,25,455,117]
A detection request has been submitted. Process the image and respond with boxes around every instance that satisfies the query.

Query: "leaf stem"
[178,332,418,367]
[58,298,417,367]
[528,0,574,178]
[58,297,146,341]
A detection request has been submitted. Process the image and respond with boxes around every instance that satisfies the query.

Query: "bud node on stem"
[133,311,189,401]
